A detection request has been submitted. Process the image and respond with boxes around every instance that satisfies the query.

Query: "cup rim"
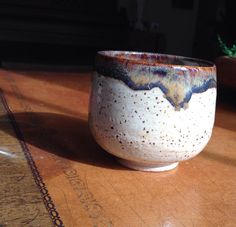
[97,50,215,69]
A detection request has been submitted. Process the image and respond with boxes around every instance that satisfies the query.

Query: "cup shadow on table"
[1,112,128,171]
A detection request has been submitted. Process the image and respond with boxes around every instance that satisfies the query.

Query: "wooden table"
[0,69,235,226]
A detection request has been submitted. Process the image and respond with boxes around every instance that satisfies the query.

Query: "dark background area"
[0,0,235,67]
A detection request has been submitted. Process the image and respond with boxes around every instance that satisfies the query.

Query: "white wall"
[118,0,199,57]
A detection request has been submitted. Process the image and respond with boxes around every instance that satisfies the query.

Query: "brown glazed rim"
[97,51,215,69]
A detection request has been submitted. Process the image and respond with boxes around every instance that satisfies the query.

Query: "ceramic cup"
[89,51,217,172]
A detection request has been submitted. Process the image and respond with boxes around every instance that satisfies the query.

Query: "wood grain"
[0,69,235,227]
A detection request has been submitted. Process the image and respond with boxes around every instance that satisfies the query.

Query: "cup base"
[117,159,179,172]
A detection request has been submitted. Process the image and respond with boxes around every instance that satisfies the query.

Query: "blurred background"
[0,0,235,67]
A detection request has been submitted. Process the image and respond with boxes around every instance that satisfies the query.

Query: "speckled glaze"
[89,51,217,171]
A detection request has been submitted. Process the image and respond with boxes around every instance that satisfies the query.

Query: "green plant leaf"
[218,35,236,57]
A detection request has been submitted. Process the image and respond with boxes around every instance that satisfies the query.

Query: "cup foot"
[117,159,178,172]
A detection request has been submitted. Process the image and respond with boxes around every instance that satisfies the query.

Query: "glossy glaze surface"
[89,73,216,170]
[96,51,216,109]
[90,51,217,171]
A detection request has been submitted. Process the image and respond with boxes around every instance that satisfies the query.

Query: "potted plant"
[216,36,236,89]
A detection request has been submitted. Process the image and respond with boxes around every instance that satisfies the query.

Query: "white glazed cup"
[89,51,217,172]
